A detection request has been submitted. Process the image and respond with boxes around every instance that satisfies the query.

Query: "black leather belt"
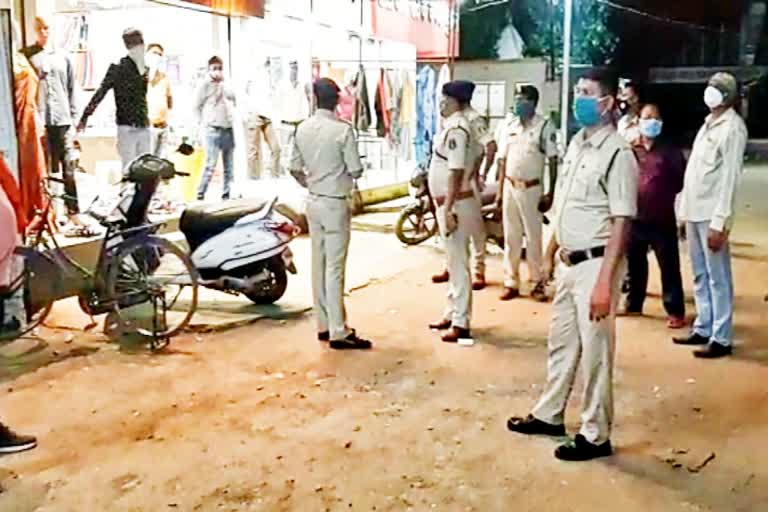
[560,246,606,267]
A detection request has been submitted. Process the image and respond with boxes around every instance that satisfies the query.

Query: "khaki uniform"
[247,114,282,179]
[531,125,638,444]
[429,112,484,329]
[455,106,490,277]
[289,110,363,341]
[498,114,557,288]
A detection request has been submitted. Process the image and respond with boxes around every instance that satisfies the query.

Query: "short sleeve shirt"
[463,107,493,164]
[289,109,363,197]
[428,112,473,198]
[554,125,638,251]
[499,114,558,181]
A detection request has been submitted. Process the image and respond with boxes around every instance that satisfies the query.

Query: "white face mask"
[128,44,146,74]
[145,53,161,72]
[704,86,724,110]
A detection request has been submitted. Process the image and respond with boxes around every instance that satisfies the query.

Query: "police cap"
[313,78,341,103]
[442,80,475,103]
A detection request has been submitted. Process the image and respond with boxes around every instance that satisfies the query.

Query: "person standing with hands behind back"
[507,69,638,461]
[289,79,372,350]
[622,104,687,329]
[195,56,236,201]
[673,72,747,358]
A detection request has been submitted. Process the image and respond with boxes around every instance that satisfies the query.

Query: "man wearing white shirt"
[673,72,748,359]
[195,56,236,201]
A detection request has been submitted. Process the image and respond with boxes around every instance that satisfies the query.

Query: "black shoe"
[693,342,732,359]
[554,434,613,461]
[507,414,566,437]
[329,332,372,350]
[0,423,37,455]
[673,333,709,345]
[317,331,330,342]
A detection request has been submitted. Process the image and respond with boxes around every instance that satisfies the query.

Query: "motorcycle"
[395,166,504,248]
[179,197,301,305]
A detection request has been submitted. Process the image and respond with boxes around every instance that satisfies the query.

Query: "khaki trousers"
[307,195,353,341]
[247,119,281,179]
[531,257,621,445]
[502,184,543,288]
[436,197,484,329]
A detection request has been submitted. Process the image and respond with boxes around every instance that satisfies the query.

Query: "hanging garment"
[399,71,415,160]
[375,69,394,138]
[354,66,371,132]
[415,65,436,168]
[0,156,24,234]
[336,84,356,122]
[14,54,46,229]
[388,70,402,147]
[435,63,451,132]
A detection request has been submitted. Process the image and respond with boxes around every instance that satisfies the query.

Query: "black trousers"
[626,220,685,317]
[46,125,78,214]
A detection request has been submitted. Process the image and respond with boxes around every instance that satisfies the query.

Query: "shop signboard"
[182,0,265,17]
[367,0,458,59]
[314,0,364,30]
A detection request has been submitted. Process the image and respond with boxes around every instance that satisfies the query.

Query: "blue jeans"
[197,126,234,200]
[687,221,734,346]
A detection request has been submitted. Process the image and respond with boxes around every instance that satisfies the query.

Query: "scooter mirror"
[177,142,195,156]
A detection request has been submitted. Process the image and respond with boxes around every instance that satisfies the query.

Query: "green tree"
[525,0,618,68]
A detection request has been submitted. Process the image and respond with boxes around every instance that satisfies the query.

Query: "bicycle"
[0,154,199,351]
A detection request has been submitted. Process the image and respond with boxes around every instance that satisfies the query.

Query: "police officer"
[428,81,485,343]
[289,78,372,350]
[507,69,638,461]
[431,80,495,291]
[496,85,558,302]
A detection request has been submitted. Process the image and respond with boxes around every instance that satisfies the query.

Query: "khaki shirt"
[679,108,747,232]
[147,71,172,127]
[463,107,493,165]
[428,112,473,199]
[499,114,557,181]
[554,125,638,251]
[289,110,363,197]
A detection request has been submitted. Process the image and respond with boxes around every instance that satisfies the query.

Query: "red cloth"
[14,55,47,229]
[0,156,25,234]
[336,85,356,122]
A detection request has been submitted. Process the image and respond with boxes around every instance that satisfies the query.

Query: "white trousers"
[437,197,484,329]
[117,125,152,173]
[502,184,543,288]
[307,195,352,341]
[531,257,621,445]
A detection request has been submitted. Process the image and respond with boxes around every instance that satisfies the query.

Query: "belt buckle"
[559,250,572,267]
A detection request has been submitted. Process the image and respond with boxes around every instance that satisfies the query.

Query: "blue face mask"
[572,96,603,127]
[514,101,535,120]
[639,118,663,139]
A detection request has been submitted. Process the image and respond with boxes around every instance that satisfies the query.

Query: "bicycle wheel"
[0,248,55,343]
[106,236,198,339]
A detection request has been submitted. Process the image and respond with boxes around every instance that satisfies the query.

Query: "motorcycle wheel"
[395,204,437,246]
[244,257,288,305]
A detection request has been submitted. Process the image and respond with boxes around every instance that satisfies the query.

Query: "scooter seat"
[180,199,273,252]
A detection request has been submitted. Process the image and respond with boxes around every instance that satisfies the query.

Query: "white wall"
[453,58,558,115]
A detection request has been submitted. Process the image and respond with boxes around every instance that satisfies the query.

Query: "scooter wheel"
[244,257,288,305]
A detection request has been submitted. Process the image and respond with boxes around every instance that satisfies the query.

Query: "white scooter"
[179,198,301,304]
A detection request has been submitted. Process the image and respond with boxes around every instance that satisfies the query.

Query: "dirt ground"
[2,169,768,511]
